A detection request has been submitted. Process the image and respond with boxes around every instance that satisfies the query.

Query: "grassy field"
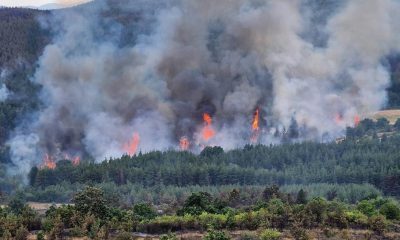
[372,109,400,123]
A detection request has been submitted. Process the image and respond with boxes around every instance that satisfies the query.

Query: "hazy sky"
[0,0,90,7]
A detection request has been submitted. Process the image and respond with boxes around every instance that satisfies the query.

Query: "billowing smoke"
[0,70,10,102]
[7,0,400,173]
[0,84,9,102]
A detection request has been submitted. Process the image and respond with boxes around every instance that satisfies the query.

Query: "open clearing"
[371,109,400,123]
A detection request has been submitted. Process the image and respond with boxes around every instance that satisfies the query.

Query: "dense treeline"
[2,186,400,239]
[28,122,400,197]
[19,182,381,206]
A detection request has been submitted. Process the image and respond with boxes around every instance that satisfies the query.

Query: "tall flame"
[124,132,140,156]
[354,115,360,127]
[41,154,56,169]
[250,108,260,143]
[252,108,260,131]
[202,113,215,142]
[179,136,190,151]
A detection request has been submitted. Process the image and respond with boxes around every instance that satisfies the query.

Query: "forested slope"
[29,127,400,199]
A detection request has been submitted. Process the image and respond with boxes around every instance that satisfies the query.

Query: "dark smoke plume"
[7,0,400,174]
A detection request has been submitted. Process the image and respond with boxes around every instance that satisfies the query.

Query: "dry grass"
[371,109,400,123]
[27,202,73,215]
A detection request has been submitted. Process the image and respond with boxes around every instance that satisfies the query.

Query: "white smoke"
[0,70,10,102]
[7,0,400,174]
[0,84,9,102]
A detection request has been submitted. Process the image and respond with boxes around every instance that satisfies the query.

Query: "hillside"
[2,2,400,239]
[0,7,50,68]
[20,120,399,204]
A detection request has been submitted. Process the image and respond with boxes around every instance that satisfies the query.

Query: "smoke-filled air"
[7,0,400,174]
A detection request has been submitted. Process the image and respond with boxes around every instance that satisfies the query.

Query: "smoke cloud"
[7,0,400,173]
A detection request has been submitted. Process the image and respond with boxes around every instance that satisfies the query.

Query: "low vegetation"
[2,186,400,239]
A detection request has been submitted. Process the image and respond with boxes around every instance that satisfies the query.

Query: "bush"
[327,208,348,229]
[133,203,157,221]
[368,215,387,235]
[115,231,133,240]
[239,231,259,240]
[203,229,230,240]
[199,212,227,229]
[260,229,281,240]
[8,196,26,215]
[160,233,178,240]
[357,200,377,217]
[37,231,45,240]
[344,210,368,227]
[234,211,260,230]
[379,202,400,220]
[2,230,12,240]
[15,225,29,240]
[290,225,310,240]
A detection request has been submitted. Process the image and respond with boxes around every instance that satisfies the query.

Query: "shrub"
[255,208,270,229]
[203,229,230,240]
[133,203,157,221]
[234,211,260,230]
[69,226,85,237]
[304,197,327,227]
[15,225,29,240]
[379,202,400,220]
[322,228,336,238]
[357,200,377,217]
[344,210,368,227]
[368,215,387,235]
[37,231,45,240]
[115,231,133,240]
[239,231,259,240]
[199,213,227,229]
[327,209,348,229]
[2,230,12,240]
[260,229,281,240]
[8,196,26,215]
[290,225,310,240]
[160,233,178,240]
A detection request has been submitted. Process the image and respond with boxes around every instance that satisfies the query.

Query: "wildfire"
[252,109,260,131]
[41,154,56,169]
[201,113,215,142]
[64,154,81,166]
[124,132,140,156]
[354,115,360,127]
[250,108,260,143]
[179,136,190,151]
[334,113,343,124]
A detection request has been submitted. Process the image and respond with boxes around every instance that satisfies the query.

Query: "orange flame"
[250,108,260,143]
[124,132,140,156]
[64,154,81,166]
[252,109,260,131]
[201,113,215,142]
[72,156,81,166]
[354,115,360,127]
[179,136,190,151]
[334,113,343,124]
[41,154,56,169]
